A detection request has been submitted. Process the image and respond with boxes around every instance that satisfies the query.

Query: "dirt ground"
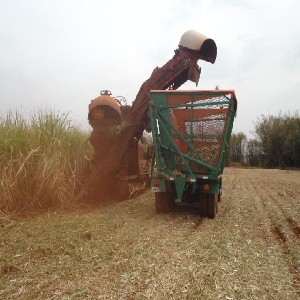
[0,168,299,299]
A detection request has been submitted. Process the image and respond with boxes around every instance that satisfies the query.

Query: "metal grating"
[171,95,230,171]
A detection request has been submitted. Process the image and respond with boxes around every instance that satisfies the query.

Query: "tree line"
[227,111,300,168]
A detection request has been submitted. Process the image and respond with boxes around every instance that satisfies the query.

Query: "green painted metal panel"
[149,90,236,200]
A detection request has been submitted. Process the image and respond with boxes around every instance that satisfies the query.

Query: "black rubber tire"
[218,191,222,202]
[168,182,177,208]
[199,193,208,217]
[207,193,218,219]
[155,192,172,213]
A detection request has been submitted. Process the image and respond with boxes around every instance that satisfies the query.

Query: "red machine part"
[88,90,122,165]
[168,91,235,169]
[89,30,218,182]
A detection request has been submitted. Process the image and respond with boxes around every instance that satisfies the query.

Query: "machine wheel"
[168,182,177,208]
[155,192,172,213]
[207,193,218,219]
[199,193,208,217]
[218,191,222,202]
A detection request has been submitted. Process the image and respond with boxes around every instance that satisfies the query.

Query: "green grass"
[0,110,92,214]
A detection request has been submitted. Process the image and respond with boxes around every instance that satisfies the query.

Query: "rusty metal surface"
[88,94,121,121]
[173,105,230,167]
[111,47,205,174]
[88,92,122,169]
[88,31,219,194]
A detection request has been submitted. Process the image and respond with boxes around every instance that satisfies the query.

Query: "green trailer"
[149,90,237,218]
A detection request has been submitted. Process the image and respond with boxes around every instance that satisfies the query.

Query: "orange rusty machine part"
[88,30,218,201]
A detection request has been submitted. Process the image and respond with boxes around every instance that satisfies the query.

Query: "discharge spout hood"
[179,30,217,64]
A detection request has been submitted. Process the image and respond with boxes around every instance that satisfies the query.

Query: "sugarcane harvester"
[88,30,237,217]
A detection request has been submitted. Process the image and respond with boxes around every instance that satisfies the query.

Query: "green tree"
[229,132,247,164]
[253,112,300,168]
[246,139,261,166]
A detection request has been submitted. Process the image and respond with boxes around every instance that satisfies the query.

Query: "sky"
[0,0,299,136]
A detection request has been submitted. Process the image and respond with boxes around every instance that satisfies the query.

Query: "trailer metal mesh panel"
[171,95,231,171]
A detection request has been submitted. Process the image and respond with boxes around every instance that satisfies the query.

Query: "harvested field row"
[0,168,299,299]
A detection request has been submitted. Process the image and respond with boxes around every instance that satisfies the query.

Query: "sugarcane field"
[1,1,300,299]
